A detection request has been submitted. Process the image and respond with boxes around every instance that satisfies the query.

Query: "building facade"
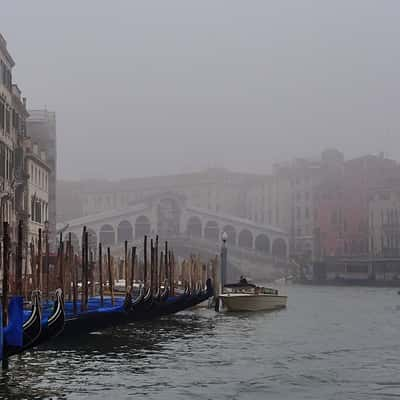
[27,110,56,249]
[0,34,17,239]
[0,32,55,281]
[314,154,398,259]
[24,138,50,247]
[369,180,400,257]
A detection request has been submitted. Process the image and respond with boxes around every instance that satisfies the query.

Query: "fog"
[2,1,400,180]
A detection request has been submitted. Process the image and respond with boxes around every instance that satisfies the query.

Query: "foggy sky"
[1,1,400,180]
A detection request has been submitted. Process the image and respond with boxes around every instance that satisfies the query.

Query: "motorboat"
[217,281,287,312]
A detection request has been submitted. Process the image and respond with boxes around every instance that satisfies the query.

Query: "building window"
[31,197,35,221]
[331,210,337,225]
[0,101,4,131]
[5,108,10,134]
[305,207,309,219]
[0,143,5,178]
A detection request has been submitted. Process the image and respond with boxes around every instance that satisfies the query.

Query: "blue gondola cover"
[4,296,23,348]
[0,306,3,361]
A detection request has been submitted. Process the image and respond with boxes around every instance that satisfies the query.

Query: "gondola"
[46,278,214,339]
[4,292,42,357]
[158,286,191,316]
[128,287,158,320]
[61,297,128,336]
[34,288,65,346]
[172,278,213,313]
[131,286,145,309]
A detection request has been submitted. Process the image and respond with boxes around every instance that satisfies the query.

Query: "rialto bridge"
[56,193,289,280]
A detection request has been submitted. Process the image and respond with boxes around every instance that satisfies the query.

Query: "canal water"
[1,285,400,399]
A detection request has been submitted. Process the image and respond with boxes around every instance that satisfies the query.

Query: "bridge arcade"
[59,193,289,259]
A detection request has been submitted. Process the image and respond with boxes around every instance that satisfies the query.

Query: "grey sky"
[2,1,400,180]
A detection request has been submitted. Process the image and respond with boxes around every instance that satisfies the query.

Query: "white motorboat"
[218,282,287,312]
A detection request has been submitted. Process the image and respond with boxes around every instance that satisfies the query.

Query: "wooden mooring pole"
[99,242,104,306]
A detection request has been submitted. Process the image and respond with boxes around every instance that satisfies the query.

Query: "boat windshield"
[224,286,279,295]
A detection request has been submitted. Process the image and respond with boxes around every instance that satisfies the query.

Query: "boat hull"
[219,294,287,312]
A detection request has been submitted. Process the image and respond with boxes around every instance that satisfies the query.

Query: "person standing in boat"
[239,276,248,285]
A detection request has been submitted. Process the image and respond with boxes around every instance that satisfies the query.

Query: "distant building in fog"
[57,150,400,262]
[27,110,57,249]
[57,168,289,235]
[369,179,400,257]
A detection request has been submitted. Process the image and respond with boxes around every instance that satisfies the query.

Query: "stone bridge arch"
[186,216,202,238]
[238,229,253,249]
[117,220,133,243]
[255,234,270,253]
[204,220,219,242]
[157,197,181,237]
[222,225,236,246]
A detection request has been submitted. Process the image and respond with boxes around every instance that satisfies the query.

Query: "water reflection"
[0,311,216,400]
[1,286,399,399]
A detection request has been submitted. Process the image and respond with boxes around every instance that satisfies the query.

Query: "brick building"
[314,154,398,259]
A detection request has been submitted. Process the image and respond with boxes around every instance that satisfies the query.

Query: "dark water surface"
[1,285,400,400]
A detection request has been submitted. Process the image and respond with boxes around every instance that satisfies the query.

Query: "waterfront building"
[314,154,398,259]
[0,31,54,270]
[369,178,400,257]
[0,34,17,239]
[23,138,50,247]
[273,158,321,258]
[272,149,345,260]
[27,110,56,249]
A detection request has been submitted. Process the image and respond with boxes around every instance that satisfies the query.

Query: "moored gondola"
[4,292,42,357]
[34,288,65,346]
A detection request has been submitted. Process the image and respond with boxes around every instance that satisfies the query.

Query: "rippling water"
[1,285,400,399]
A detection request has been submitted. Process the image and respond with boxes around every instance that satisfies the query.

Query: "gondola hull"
[4,293,42,358]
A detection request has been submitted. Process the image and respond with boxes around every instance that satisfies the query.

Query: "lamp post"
[220,231,228,294]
